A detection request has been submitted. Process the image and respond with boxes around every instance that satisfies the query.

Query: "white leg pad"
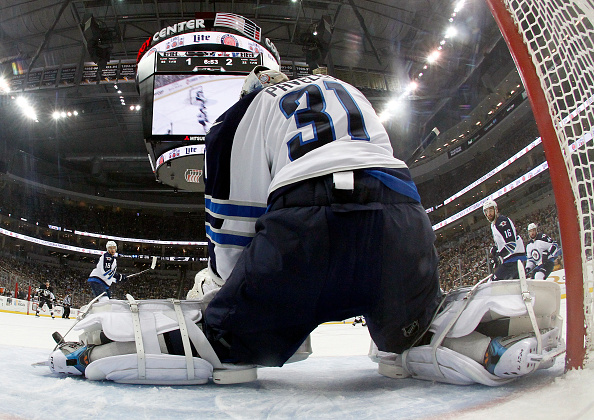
[85,354,213,385]
[69,296,258,385]
[375,279,564,386]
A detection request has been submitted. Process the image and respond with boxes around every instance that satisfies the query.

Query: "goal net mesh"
[497,0,594,362]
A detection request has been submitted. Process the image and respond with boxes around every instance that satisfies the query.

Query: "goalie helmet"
[240,66,289,98]
[106,240,117,251]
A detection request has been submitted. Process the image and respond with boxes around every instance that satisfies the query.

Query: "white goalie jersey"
[204,74,409,280]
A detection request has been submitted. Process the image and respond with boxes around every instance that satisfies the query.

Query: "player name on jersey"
[155,52,261,73]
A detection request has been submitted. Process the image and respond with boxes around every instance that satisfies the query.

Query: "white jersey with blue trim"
[526,232,558,270]
[89,252,121,286]
[490,214,525,262]
[205,74,409,281]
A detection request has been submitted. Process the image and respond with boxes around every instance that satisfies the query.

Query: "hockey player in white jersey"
[525,223,559,279]
[483,199,526,280]
[87,241,127,301]
[201,65,442,367]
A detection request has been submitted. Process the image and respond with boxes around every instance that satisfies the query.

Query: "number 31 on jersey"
[280,81,371,161]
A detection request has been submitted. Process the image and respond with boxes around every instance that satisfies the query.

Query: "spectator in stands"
[483,199,526,280]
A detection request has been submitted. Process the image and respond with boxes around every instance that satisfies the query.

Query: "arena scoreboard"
[155,51,261,73]
[136,12,280,193]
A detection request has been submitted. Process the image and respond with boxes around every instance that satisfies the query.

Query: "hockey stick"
[51,291,107,351]
[127,256,158,279]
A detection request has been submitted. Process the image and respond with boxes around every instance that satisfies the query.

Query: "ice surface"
[0,296,593,420]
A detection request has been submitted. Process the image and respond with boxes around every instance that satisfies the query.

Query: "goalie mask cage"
[485,0,594,369]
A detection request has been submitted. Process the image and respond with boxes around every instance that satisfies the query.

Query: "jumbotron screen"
[152,74,244,136]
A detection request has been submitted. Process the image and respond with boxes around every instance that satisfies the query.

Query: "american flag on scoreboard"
[214,13,261,42]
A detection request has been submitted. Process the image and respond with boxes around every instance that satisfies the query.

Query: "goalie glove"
[187,266,224,301]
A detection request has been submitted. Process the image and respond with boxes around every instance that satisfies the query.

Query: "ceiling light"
[0,77,10,92]
[427,50,440,63]
[445,26,458,39]
[52,111,61,119]
[454,0,466,13]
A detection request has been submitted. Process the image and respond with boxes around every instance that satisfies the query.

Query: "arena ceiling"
[0,0,513,204]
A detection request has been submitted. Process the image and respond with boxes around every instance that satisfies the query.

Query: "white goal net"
[487,0,594,368]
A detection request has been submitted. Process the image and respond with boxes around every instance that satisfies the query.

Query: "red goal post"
[485,0,594,369]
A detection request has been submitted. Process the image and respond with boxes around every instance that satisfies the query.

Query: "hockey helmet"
[106,240,117,251]
[527,223,538,232]
[482,199,497,214]
[240,66,289,98]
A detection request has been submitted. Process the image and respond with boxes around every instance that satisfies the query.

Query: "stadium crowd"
[416,124,543,210]
[0,253,198,308]
[0,183,205,242]
[0,201,562,311]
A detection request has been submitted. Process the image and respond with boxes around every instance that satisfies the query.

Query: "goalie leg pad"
[85,354,213,385]
[60,296,258,385]
[375,279,565,386]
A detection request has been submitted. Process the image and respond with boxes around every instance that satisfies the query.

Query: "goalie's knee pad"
[374,279,565,386]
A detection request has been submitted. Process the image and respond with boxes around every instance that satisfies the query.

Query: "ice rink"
[0,285,593,420]
[152,75,245,135]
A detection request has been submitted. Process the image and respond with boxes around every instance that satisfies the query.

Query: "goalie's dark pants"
[204,171,441,367]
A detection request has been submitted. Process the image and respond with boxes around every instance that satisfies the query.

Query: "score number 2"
[279,81,370,161]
